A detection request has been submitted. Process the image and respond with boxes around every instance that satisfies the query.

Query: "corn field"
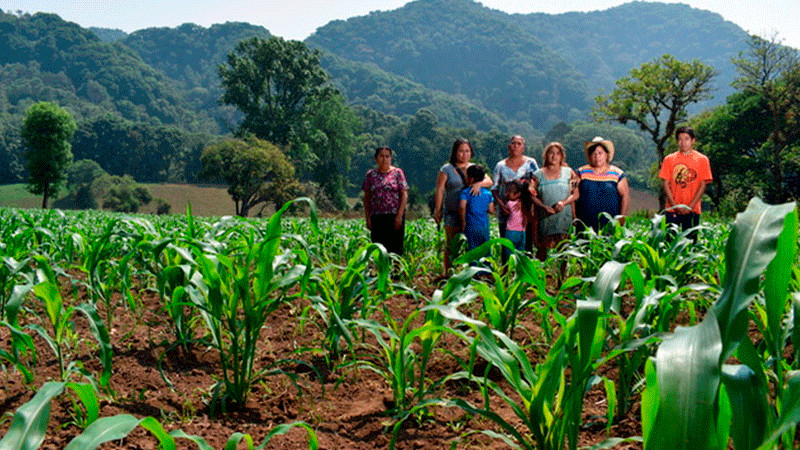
[1,197,799,449]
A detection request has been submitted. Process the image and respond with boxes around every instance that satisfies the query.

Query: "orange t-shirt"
[658,150,713,214]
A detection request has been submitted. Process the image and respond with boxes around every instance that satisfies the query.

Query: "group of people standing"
[361,126,712,274]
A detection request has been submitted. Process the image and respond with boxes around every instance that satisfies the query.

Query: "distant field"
[0,183,236,217]
[0,183,659,217]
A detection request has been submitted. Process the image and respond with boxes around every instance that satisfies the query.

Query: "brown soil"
[1,272,643,449]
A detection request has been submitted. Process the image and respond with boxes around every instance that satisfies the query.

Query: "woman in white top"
[492,135,539,256]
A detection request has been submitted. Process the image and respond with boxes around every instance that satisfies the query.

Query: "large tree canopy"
[218,36,328,147]
[730,35,800,203]
[594,54,717,162]
[200,137,297,217]
[21,101,76,208]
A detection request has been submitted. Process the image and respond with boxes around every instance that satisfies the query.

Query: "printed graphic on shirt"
[672,164,697,188]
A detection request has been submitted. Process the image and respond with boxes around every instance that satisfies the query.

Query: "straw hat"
[584,136,615,162]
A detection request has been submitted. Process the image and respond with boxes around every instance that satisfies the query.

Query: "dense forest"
[1,0,792,212]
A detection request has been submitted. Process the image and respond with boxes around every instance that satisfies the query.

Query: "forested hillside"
[308,0,751,126]
[0,11,214,130]
[514,2,748,102]
[308,0,589,131]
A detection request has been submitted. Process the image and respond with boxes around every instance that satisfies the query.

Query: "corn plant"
[346,274,474,448]
[306,242,392,365]
[26,255,113,385]
[429,260,638,450]
[642,198,800,449]
[184,198,315,410]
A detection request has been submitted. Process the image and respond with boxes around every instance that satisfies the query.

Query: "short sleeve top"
[658,150,713,214]
[440,163,469,215]
[362,167,409,215]
[575,165,625,230]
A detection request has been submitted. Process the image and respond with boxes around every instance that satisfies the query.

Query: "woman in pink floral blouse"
[362,146,409,255]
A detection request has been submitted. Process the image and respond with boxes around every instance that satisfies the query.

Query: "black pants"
[666,212,700,242]
[370,214,404,255]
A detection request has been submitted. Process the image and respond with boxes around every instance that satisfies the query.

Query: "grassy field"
[0,183,660,217]
[0,183,236,217]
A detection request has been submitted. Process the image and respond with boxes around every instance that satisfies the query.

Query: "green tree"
[305,89,360,210]
[65,159,109,209]
[21,101,77,208]
[91,174,153,213]
[731,35,800,202]
[200,137,298,217]
[218,36,328,147]
[594,54,717,162]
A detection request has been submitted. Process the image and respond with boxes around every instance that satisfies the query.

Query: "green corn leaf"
[74,303,113,386]
[169,430,215,450]
[65,383,100,427]
[647,312,723,450]
[758,371,800,449]
[33,281,62,327]
[720,364,770,450]
[711,198,797,363]
[0,381,66,450]
[763,209,799,358]
[64,415,176,450]
[258,421,319,450]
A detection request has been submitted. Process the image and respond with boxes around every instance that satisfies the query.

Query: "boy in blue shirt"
[460,165,495,251]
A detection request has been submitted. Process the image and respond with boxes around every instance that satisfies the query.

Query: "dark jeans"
[665,211,700,242]
[499,221,535,261]
[370,214,404,255]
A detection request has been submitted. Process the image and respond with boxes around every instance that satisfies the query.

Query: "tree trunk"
[41,183,49,209]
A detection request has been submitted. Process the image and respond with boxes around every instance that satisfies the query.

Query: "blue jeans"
[503,229,525,261]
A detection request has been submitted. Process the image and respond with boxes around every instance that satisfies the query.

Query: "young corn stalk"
[184,198,316,411]
[306,242,392,366]
[431,260,630,450]
[642,198,800,449]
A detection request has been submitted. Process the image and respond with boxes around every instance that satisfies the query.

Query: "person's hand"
[617,216,626,226]
[469,184,481,196]
[500,202,511,215]
[365,217,372,230]
[394,214,403,230]
[675,205,692,215]
[544,205,556,215]
[433,209,441,225]
[553,201,565,214]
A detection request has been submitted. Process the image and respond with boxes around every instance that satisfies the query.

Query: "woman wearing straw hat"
[574,136,630,231]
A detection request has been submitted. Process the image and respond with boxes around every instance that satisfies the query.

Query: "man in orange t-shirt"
[658,126,713,238]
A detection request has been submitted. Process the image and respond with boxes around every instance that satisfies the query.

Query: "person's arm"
[363,188,372,230]
[433,170,447,225]
[617,176,630,224]
[395,188,408,230]
[491,162,510,215]
[661,179,688,213]
[528,176,554,215]
[488,199,495,215]
[471,174,493,195]
[687,180,709,213]
[459,199,467,233]
[554,170,580,214]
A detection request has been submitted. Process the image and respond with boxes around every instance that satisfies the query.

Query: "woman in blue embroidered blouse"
[575,137,630,231]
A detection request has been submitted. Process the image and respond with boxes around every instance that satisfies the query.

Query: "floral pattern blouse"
[362,167,409,215]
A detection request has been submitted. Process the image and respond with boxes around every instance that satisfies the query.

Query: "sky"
[1,0,798,50]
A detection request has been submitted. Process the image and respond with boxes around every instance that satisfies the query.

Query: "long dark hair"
[506,179,532,213]
[449,139,473,165]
